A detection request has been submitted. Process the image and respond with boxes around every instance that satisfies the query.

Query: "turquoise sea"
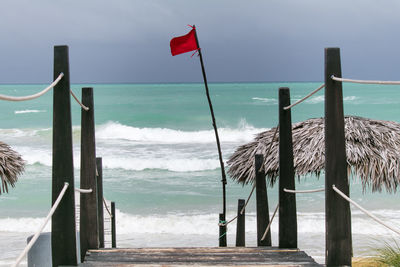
[0,81,400,265]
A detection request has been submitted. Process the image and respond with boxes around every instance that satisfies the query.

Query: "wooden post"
[96,157,104,248]
[111,202,116,248]
[219,213,227,247]
[278,87,297,248]
[235,199,245,247]
[52,45,77,266]
[325,47,352,266]
[255,154,271,246]
[80,87,99,262]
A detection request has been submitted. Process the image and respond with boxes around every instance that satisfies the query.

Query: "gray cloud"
[0,0,399,83]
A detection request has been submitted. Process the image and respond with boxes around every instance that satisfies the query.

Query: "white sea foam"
[306,95,325,104]
[306,95,359,104]
[252,97,277,104]
[0,217,50,233]
[344,96,359,101]
[96,121,266,144]
[14,109,46,114]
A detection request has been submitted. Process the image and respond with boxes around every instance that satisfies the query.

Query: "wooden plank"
[111,201,116,248]
[235,199,245,247]
[324,48,352,266]
[219,213,227,247]
[80,87,99,261]
[278,87,297,249]
[255,154,271,246]
[52,45,78,266]
[81,247,320,266]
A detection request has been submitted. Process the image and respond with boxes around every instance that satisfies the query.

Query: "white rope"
[74,188,92,194]
[331,75,400,85]
[261,203,279,241]
[103,197,112,217]
[70,90,89,111]
[284,188,325,193]
[0,73,64,102]
[283,84,325,110]
[218,215,237,227]
[12,182,69,267]
[332,185,400,236]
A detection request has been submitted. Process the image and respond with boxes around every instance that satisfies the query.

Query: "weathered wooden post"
[96,157,105,248]
[255,154,271,246]
[325,47,352,266]
[52,45,77,266]
[111,201,117,248]
[235,199,245,247]
[278,87,297,248]
[219,214,227,247]
[80,87,99,262]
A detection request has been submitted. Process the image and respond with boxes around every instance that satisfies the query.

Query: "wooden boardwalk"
[81,247,321,266]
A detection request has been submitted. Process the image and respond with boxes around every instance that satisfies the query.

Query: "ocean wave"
[103,158,220,172]
[14,110,46,114]
[17,146,222,172]
[1,210,398,237]
[0,120,265,145]
[96,121,266,144]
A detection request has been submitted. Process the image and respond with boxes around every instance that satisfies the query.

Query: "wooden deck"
[81,247,321,266]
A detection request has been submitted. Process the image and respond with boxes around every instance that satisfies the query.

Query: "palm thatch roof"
[227,116,400,192]
[0,142,25,194]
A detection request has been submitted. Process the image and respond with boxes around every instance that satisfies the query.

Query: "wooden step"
[81,247,321,266]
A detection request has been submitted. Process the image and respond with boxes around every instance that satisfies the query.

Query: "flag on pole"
[170,25,228,246]
[170,26,199,56]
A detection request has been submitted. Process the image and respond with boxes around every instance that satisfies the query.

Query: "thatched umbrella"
[227,116,400,192]
[0,141,25,194]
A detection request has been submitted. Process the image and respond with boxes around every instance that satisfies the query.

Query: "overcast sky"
[0,0,399,83]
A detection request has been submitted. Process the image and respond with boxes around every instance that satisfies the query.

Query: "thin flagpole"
[193,26,227,218]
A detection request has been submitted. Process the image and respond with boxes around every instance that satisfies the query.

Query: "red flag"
[170,27,199,56]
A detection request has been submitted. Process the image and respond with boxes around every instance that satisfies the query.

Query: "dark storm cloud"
[0,0,399,83]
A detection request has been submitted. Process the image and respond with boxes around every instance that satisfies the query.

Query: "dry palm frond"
[0,142,25,194]
[227,116,400,192]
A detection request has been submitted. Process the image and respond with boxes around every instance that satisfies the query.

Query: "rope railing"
[0,73,64,102]
[261,203,279,241]
[12,182,69,267]
[283,84,325,110]
[284,188,325,194]
[331,75,400,85]
[219,125,279,227]
[74,187,92,194]
[332,185,400,236]
[70,90,89,111]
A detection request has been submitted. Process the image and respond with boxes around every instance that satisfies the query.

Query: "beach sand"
[352,257,383,267]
